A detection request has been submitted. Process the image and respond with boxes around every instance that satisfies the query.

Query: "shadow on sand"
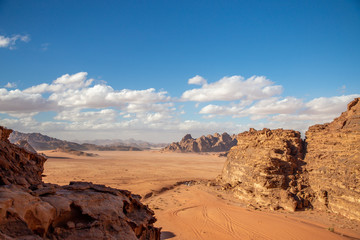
[161,231,176,239]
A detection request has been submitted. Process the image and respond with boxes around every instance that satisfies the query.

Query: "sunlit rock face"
[163,132,237,152]
[220,97,360,221]
[0,126,161,240]
[220,128,308,212]
[305,97,360,221]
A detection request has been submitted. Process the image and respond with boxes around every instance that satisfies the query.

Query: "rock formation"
[305,97,360,221]
[163,132,237,153]
[0,127,46,187]
[219,97,360,221]
[0,126,161,239]
[220,128,309,211]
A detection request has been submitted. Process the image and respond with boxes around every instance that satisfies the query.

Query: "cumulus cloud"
[270,95,359,123]
[0,34,30,49]
[1,71,358,142]
[55,109,117,123]
[188,75,207,85]
[0,88,55,113]
[181,75,283,102]
[199,94,359,134]
[24,72,93,94]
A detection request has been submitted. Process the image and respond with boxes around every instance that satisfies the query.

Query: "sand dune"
[42,150,360,240]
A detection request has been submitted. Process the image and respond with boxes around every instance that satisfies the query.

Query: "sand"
[42,150,360,240]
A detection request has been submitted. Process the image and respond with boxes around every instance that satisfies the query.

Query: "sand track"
[42,150,360,240]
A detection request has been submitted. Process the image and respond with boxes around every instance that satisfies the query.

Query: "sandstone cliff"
[305,97,360,221]
[220,128,309,211]
[219,97,360,221]
[0,126,161,239]
[163,132,237,153]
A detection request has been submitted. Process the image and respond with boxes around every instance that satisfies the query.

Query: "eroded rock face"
[219,98,360,221]
[0,126,161,239]
[0,183,160,240]
[0,126,46,187]
[305,97,360,221]
[220,128,309,211]
[163,132,237,153]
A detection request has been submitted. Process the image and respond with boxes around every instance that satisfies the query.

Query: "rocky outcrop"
[0,126,161,239]
[219,97,360,221]
[305,97,360,221]
[220,128,309,211]
[163,132,237,153]
[0,127,46,187]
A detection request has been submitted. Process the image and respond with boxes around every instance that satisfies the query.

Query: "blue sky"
[0,0,359,142]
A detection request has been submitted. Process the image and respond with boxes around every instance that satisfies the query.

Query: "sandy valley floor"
[42,150,360,240]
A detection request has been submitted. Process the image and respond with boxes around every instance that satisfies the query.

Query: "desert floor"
[42,150,360,240]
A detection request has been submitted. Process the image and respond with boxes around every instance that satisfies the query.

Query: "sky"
[0,0,359,143]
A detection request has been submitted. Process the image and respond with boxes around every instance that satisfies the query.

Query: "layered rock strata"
[0,126,161,239]
[220,97,360,221]
[305,97,360,220]
[163,132,237,152]
[220,128,309,211]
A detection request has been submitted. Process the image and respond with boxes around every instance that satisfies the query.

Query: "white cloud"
[199,100,253,116]
[24,72,93,94]
[0,34,30,49]
[4,82,17,88]
[188,75,207,85]
[0,88,55,113]
[181,75,283,102]
[55,109,117,123]
[245,97,303,115]
[1,71,358,143]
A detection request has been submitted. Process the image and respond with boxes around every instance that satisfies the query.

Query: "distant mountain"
[77,139,168,149]
[162,132,237,153]
[9,131,141,151]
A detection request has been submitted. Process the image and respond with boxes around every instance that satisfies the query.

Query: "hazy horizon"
[1,0,359,142]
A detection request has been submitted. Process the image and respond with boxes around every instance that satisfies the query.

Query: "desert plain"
[41,150,360,240]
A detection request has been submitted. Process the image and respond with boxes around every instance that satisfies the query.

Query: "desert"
[2,2,360,239]
[41,150,360,240]
[0,98,360,239]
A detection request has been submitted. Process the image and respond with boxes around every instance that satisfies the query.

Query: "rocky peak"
[163,132,237,153]
[181,134,193,142]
